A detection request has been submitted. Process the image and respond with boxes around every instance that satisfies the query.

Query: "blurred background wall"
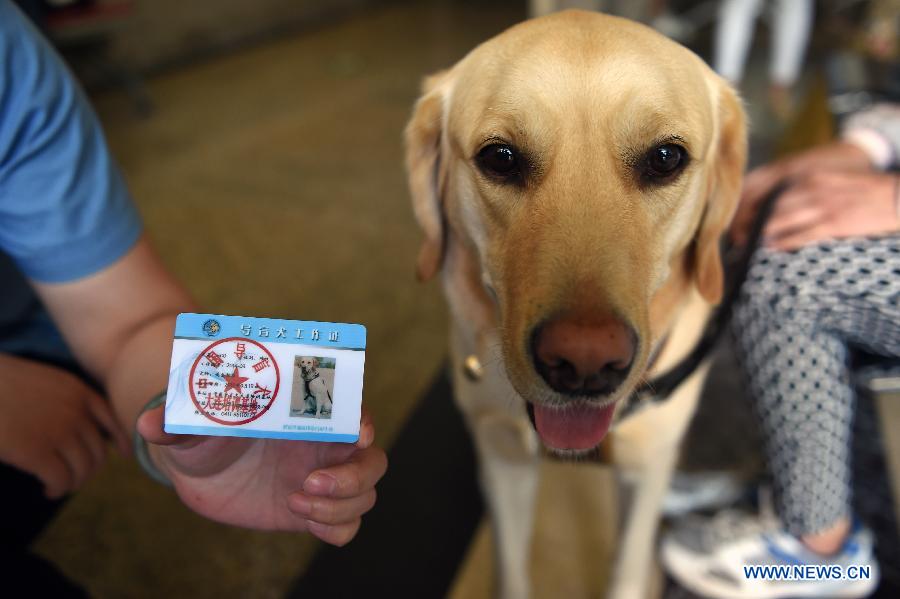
[108,0,377,71]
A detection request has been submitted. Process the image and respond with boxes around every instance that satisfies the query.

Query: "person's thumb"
[136,405,203,449]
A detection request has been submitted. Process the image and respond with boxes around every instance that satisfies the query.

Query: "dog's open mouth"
[526,401,616,451]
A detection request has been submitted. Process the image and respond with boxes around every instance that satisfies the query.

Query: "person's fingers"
[801,169,856,192]
[303,446,388,498]
[39,451,73,499]
[732,168,785,244]
[742,165,781,201]
[79,425,108,469]
[136,406,205,449]
[356,408,374,449]
[136,406,173,444]
[731,200,758,245]
[58,436,96,490]
[735,176,811,244]
[85,389,129,455]
[306,518,362,547]
[768,225,830,252]
[288,489,377,525]
[768,181,814,210]
[764,206,821,241]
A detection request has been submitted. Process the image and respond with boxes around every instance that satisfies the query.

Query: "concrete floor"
[31,1,900,598]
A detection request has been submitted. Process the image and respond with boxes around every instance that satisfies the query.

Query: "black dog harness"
[303,371,333,403]
[618,184,784,420]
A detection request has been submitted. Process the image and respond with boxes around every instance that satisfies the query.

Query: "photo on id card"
[290,356,336,419]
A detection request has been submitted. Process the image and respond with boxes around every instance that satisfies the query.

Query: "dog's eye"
[476,144,521,180]
[643,144,687,181]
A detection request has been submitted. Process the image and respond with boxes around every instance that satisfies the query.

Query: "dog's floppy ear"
[692,80,747,304]
[312,357,319,368]
[405,70,451,281]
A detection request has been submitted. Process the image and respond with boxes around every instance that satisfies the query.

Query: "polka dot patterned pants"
[731,235,900,536]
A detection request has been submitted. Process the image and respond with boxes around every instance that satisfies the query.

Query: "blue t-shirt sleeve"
[0,1,141,283]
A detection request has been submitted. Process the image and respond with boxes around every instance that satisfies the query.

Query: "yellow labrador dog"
[406,11,745,599]
[297,357,333,418]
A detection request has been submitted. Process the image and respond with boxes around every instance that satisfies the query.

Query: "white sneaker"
[662,471,750,518]
[661,510,880,599]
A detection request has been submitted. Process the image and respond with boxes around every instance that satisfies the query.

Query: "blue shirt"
[0,0,141,283]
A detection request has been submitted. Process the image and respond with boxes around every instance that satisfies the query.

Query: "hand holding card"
[136,313,385,545]
[137,406,385,545]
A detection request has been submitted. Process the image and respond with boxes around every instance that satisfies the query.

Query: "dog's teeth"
[463,355,484,381]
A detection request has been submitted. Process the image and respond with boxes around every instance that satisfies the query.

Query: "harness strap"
[303,371,320,400]
[618,183,785,421]
[303,371,332,403]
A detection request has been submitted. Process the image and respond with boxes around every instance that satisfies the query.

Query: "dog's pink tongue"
[533,403,616,450]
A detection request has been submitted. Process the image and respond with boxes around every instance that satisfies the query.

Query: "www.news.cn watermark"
[743,564,872,581]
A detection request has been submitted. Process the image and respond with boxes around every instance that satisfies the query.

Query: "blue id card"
[164,313,366,443]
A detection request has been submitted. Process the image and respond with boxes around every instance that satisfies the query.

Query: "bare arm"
[32,235,197,436]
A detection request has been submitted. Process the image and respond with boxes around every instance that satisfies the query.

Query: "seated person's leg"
[734,317,853,548]
[661,239,897,597]
[735,237,900,549]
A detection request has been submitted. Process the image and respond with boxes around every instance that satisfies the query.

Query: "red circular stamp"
[189,337,280,426]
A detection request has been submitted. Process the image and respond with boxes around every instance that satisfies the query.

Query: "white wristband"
[134,391,172,487]
[843,128,894,170]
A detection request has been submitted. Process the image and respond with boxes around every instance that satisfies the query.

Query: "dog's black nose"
[532,315,635,396]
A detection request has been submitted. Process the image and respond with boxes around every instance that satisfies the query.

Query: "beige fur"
[298,356,332,418]
[406,11,746,598]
